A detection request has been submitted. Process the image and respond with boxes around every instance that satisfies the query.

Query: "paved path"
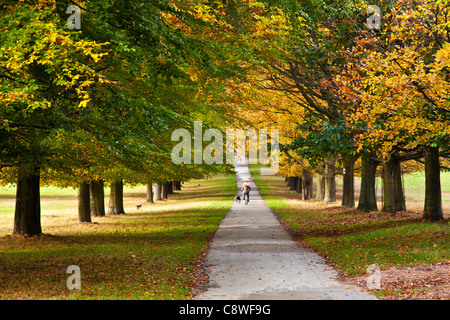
[195,163,377,300]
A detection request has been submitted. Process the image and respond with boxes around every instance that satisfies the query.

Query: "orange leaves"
[334,0,450,157]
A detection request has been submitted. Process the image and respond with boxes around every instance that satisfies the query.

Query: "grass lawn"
[0,174,236,299]
[250,165,449,277]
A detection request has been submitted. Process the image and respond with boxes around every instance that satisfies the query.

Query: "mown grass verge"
[0,174,236,299]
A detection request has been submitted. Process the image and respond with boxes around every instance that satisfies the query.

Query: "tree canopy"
[1,0,448,235]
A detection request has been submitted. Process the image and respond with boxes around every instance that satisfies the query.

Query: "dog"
[235,196,241,203]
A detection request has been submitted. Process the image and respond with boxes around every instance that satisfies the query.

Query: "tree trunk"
[302,169,313,200]
[90,179,105,217]
[382,155,406,213]
[295,176,302,193]
[292,177,299,190]
[323,159,336,203]
[308,175,313,199]
[167,181,173,195]
[287,176,292,189]
[357,157,378,211]
[13,168,42,236]
[78,181,91,222]
[423,146,443,220]
[153,183,162,201]
[146,183,153,203]
[315,173,325,200]
[108,180,125,214]
[342,156,356,208]
[287,177,297,190]
[174,181,182,191]
[161,182,169,200]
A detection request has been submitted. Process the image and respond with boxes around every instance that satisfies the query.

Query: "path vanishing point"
[195,163,377,300]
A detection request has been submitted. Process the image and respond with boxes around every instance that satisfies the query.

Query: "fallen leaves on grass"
[340,261,450,300]
[189,249,210,298]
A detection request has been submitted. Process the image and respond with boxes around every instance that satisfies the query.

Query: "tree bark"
[90,179,105,217]
[174,181,182,191]
[342,156,356,208]
[382,155,406,213]
[171,181,179,192]
[308,175,313,199]
[108,180,125,214]
[315,173,325,200]
[153,183,162,201]
[13,168,42,236]
[161,182,169,200]
[295,176,302,193]
[287,176,293,189]
[302,169,313,200]
[146,183,153,203]
[166,181,173,195]
[287,177,297,190]
[423,146,443,220]
[323,159,336,202]
[78,181,92,222]
[357,157,378,211]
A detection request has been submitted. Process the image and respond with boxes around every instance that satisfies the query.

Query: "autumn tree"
[0,0,244,235]
[235,0,373,206]
[0,1,113,234]
[345,0,450,218]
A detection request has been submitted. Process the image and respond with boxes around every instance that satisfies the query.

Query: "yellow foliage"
[339,0,450,158]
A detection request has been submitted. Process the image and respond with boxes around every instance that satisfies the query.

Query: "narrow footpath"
[195,163,377,300]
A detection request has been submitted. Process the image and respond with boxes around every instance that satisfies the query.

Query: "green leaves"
[0,5,109,112]
[1,0,250,190]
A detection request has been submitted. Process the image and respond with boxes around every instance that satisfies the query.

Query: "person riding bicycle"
[241,181,251,204]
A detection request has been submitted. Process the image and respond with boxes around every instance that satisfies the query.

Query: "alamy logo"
[66,5,81,30]
[66,265,81,290]
[366,5,381,30]
[171,121,279,175]
[366,264,381,290]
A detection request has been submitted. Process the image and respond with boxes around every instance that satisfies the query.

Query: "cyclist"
[241,181,251,205]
